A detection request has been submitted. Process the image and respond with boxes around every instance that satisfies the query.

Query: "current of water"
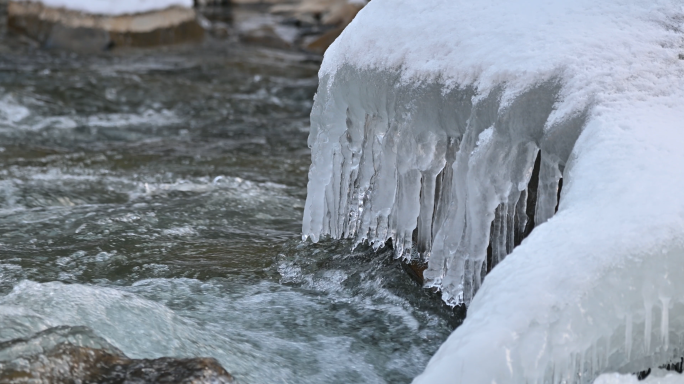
[0,34,459,383]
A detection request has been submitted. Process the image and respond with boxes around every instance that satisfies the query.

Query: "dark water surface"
[0,38,458,383]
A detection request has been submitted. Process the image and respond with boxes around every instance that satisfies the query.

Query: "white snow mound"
[303,0,684,382]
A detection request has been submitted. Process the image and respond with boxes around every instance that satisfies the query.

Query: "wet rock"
[239,24,292,48]
[1,345,235,384]
[274,0,365,52]
[269,0,364,25]
[401,259,428,286]
[7,1,204,51]
[195,0,231,4]
[209,21,231,38]
[304,25,342,54]
[226,0,365,52]
[320,1,364,25]
[233,10,297,48]
[231,0,288,4]
[0,326,234,384]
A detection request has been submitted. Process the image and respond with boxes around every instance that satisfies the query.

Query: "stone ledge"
[8,1,204,50]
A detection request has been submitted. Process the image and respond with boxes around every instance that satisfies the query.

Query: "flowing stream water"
[0,30,460,383]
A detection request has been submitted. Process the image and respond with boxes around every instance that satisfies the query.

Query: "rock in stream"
[0,326,234,384]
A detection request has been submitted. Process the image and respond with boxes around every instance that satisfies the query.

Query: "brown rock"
[239,24,293,48]
[229,0,367,52]
[294,0,365,53]
[320,1,363,25]
[7,1,204,50]
[401,259,428,286]
[0,326,234,384]
[1,344,235,383]
[305,25,342,54]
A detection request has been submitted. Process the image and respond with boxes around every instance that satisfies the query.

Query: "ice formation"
[302,0,684,382]
[304,67,574,305]
[13,0,193,15]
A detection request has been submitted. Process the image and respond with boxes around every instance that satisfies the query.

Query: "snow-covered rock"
[303,0,684,382]
[8,0,202,50]
[11,0,193,16]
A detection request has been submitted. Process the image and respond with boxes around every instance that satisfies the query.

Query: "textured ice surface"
[14,0,193,15]
[304,67,576,305]
[303,0,684,382]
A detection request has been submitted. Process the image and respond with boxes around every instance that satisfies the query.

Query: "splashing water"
[0,38,459,383]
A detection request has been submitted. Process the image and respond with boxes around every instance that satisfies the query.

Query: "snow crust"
[303,0,684,382]
[14,0,193,15]
[595,373,684,384]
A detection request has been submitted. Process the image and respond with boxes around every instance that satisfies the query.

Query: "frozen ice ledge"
[304,66,574,305]
[302,0,684,382]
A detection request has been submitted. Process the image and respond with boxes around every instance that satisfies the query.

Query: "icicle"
[605,336,611,372]
[661,297,670,351]
[514,188,529,244]
[565,365,572,384]
[506,199,516,254]
[591,342,598,380]
[644,301,653,354]
[550,362,559,384]
[625,314,633,361]
[534,154,562,226]
[305,69,575,306]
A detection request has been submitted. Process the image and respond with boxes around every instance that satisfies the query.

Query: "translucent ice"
[303,0,684,382]
[303,69,576,305]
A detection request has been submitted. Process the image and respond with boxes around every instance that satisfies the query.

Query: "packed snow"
[14,0,193,15]
[595,372,684,384]
[303,0,684,382]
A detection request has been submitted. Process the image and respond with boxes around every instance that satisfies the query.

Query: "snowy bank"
[303,0,684,382]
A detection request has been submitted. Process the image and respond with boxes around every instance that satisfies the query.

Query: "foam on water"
[0,255,454,384]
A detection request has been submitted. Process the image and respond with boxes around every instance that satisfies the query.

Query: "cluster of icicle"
[302,66,581,305]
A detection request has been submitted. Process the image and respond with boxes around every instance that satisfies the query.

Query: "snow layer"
[303,0,684,382]
[14,0,193,15]
[595,373,684,384]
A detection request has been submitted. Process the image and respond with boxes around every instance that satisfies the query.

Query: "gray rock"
[0,326,235,384]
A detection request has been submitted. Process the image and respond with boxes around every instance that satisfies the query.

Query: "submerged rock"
[0,326,234,384]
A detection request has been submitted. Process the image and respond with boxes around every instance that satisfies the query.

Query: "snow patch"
[595,373,684,384]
